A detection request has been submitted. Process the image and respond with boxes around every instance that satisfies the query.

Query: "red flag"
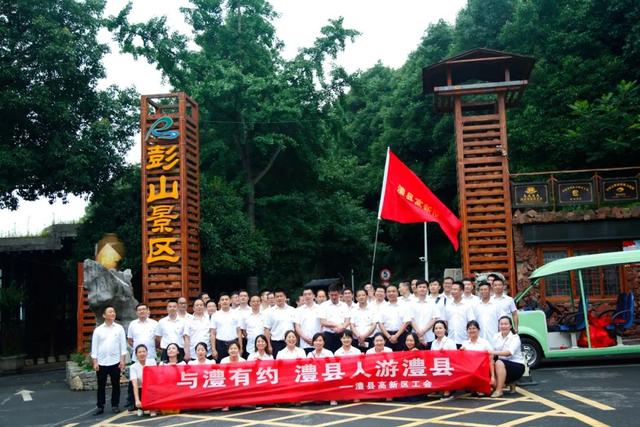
[378,148,462,250]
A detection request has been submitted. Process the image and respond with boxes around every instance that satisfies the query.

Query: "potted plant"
[0,284,27,373]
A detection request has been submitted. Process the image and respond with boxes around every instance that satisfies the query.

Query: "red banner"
[142,350,490,410]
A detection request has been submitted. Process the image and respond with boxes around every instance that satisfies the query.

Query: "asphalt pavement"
[1,359,639,427]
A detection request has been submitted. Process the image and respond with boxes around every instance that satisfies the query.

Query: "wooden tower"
[141,93,201,318]
[422,49,535,293]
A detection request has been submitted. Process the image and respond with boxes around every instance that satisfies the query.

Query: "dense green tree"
[0,0,138,210]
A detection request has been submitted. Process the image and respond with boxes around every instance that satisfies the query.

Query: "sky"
[0,0,466,236]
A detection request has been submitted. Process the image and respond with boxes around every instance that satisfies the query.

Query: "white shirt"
[91,322,128,366]
[240,311,265,353]
[366,346,392,354]
[276,346,307,360]
[411,298,440,343]
[127,318,158,361]
[492,332,524,364]
[491,294,518,318]
[379,301,411,332]
[189,358,216,365]
[307,348,334,358]
[183,314,212,359]
[234,305,252,326]
[441,299,475,344]
[264,305,297,341]
[155,315,186,348]
[473,299,501,341]
[159,360,186,365]
[431,336,457,350]
[462,294,480,305]
[220,356,246,364]
[211,310,238,342]
[248,352,274,361]
[320,300,351,333]
[129,358,157,386]
[350,304,378,338]
[461,337,493,352]
[335,346,362,356]
[295,303,322,349]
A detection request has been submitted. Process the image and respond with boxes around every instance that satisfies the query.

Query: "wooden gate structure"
[141,93,201,318]
[422,49,535,293]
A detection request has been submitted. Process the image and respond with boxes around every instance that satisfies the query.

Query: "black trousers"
[385,331,407,352]
[96,363,121,409]
[324,332,341,353]
[215,339,235,362]
[271,340,286,357]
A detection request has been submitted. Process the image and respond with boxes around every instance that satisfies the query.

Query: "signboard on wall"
[601,178,639,202]
[557,180,594,205]
[511,183,550,208]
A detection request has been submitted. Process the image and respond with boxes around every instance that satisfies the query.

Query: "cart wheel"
[521,337,542,369]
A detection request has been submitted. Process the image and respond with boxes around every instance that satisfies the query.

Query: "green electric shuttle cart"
[514,250,640,368]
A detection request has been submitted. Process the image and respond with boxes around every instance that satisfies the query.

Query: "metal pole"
[423,222,429,280]
[578,270,591,348]
[369,218,381,285]
[351,269,355,293]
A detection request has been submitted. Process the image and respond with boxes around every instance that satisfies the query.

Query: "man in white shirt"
[371,285,388,314]
[240,294,265,355]
[210,293,241,361]
[441,281,476,347]
[91,306,128,416]
[320,284,351,352]
[378,284,411,351]
[230,291,239,310]
[491,278,519,331]
[426,279,443,307]
[442,276,454,302]
[127,303,158,362]
[177,296,193,321]
[155,299,186,360]
[235,289,252,354]
[342,288,355,311]
[398,281,415,304]
[264,288,297,357]
[350,289,377,352]
[411,280,440,347]
[294,287,321,354]
[474,281,501,341]
[462,278,480,304]
[182,299,212,361]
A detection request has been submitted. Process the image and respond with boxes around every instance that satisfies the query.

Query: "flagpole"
[423,222,429,280]
[369,218,381,284]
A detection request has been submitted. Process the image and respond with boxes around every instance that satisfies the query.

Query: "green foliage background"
[4,0,640,295]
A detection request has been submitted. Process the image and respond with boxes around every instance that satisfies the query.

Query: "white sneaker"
[137,409,143,417]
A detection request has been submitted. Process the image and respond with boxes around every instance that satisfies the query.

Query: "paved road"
[1,360,638,427]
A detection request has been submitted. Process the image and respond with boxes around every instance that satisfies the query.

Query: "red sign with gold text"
[142,350,490,410]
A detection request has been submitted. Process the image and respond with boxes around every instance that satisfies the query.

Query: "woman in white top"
[365,333,393,354]
[248,335,274,361]
[334,330,362,356]
[130,344,157,417]
[460,320,495,393]
[430,320,457,399]
[307,333,334,359]
[220,341,246,364]
[489,316,525,397]
[404,332,422,351]
[276,330,307,360]
[189,342,216,365]
[160,343,186,365]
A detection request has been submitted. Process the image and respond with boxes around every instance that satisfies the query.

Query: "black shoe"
[112,407,121,413]
[93,407,104,416]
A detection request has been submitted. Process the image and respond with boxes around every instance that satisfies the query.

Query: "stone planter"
[0,354,26,374]
[66,361,129,391]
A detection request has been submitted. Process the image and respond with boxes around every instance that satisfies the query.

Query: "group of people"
[90,274,526,416]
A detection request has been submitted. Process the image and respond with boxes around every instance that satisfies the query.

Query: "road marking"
[517,387,609,427]
[554,390,615,411]
[1,396,11,406]
[62,423,79,427]
[14,389,34,402]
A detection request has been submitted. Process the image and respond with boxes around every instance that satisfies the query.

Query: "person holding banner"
[307,333,334,359]
[460,320,495,394]
[248,335,273,361]
[276,330,307,360]
[220,341,246,364]
[430,320,457,399]
[189,342,216,365]
[490,316,525,397]
[365,333,392,354]
[404,332,422,351]
[129,344,157,417]
[160,343,185,365]
[334,330,362,356]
